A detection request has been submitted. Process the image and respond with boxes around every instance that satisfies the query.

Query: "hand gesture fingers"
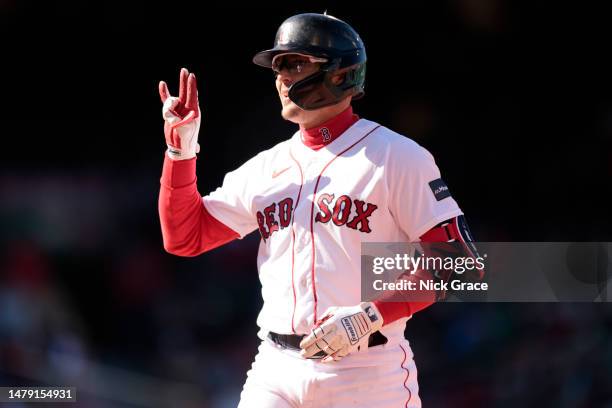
[159,68,199,118]
[185,73,199,117]
[178,67,188,105]
[158,68,202,160]
[159,81,170,103]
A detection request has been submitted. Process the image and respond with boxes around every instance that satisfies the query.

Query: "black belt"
[268,331,388,358]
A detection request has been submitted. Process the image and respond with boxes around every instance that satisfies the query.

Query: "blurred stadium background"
[1,1,611,407]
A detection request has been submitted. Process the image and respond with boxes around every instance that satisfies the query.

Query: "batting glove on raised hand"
[299,302,384,362]
[159,68,201,160]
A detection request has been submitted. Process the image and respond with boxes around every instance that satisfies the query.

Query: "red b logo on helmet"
[278,27,290,45]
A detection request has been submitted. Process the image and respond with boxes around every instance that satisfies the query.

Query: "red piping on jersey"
[288,151,304,334]
[309,125,381,323]
[399,344,413,407]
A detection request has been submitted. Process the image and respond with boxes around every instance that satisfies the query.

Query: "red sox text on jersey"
[257,195,378,241]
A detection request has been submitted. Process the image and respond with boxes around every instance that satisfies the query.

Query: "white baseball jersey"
[202,118,463,343]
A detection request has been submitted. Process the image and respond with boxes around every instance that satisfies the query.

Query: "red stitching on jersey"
[399,344,412,407]
[289,151,304,334]
[309,125,381,323]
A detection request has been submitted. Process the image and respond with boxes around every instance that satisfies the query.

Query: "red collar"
[299,106,359,150]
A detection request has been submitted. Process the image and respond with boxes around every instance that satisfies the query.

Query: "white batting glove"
[299,302,384,362]
[158,68,201,160]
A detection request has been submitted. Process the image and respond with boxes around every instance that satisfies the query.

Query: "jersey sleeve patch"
[428,178,451,201]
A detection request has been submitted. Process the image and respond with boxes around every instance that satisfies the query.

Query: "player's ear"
[330,72,346,86]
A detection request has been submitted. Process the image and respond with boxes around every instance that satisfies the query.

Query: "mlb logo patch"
[364,306,379,323]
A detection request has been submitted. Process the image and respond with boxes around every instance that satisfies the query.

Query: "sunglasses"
[271,53,328,75]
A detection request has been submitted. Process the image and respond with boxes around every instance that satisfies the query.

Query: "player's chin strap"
[419,215,485,300]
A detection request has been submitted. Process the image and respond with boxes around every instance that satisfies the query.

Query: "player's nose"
[277,72,295,87]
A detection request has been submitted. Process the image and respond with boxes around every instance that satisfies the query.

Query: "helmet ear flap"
[345,68,357,83]
[331,63,367,96]
[330,72,346,86]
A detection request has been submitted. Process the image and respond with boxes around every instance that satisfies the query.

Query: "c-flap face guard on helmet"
[288,59,340,111]
[288,58,366,111]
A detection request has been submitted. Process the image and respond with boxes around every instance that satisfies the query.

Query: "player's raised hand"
[299,302,384,362]
[159,68,201,160]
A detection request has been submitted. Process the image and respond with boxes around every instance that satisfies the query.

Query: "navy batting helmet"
[253,13,366,110]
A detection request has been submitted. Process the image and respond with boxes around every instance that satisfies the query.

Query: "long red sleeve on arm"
[374,284,435,326]
[159,156,240,257]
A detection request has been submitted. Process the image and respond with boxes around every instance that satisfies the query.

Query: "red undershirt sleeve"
[374,299,435,326]
[372,228,444,325]
[158,155,240,257]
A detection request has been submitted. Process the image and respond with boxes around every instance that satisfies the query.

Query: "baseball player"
[158,13,480,408]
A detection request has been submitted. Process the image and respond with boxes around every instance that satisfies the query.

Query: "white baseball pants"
[238,337,421,408]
